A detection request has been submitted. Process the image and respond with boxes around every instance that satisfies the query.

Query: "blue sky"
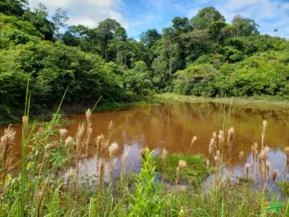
[28,0,289,39]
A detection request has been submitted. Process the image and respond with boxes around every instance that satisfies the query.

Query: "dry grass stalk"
[244,163,250,179]
[189,136,197,152]
[74,123,85,201]
[99,158,105,186]
[218,130,225,147]
[272,169,279,182]
[120,149,129,184]
[59,128,68,140]
[0,125,16,192]
[161,148,168,182]
[34,180,48,217]
[109,142,119,181]
[252,142,259,161]
[65,136,74,147]
[214,150,222,166]
[208,138,217,158]
[227,127,235,152]
[175,160,187,185]
[95,134,105,175]
[239,151,244,161]
[261,120,267,148]
[285,146,289,171]
[85,109,93,155]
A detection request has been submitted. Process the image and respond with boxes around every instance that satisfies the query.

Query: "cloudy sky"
[28,0,289,39]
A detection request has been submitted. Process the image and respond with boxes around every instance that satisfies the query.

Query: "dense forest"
[1,0,289,121]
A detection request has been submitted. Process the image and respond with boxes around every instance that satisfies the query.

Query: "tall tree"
[97,19,127,61]
[190,7,225,30]
[52,8,69,39]
[232,15,259,36]
[172,17,193,34]
[140,29,161,48]
[23,4,55,40]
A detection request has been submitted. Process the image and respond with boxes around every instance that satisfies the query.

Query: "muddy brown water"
[2,102,289,182]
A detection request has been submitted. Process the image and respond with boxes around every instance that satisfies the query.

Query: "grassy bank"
[156,93,289,111]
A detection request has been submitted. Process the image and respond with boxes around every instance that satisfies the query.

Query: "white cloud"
[28,0,127,28]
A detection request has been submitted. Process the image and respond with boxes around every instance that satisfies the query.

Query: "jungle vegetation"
[1,0,289,121]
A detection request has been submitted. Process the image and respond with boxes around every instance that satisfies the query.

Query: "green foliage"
[154,153,208,185]
[173,50,289,98]
[129,148,164,217]
[191,7,225,30]
[125,61,152,95]
[0,0,26,16]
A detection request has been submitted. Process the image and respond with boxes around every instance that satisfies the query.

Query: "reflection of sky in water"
[72,143,143,183]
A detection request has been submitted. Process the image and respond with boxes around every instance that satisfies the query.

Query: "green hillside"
[1,1,289,121]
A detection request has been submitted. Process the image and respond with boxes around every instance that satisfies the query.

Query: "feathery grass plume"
[212,132,217,141]
[59,128,68,140]
[189,136,197,152]
[85,127,93,156]
[239,151,244,160]
[214,150,222,166]
[272,169,279,183]
[85,109,93,155]
[285,146,289,171]
[95,134,105,175]
[258,148,267,181]
[0,125,16,191]
[175,160,187,185]
[227,127,235,152]
[108,142,119,181]
[64,136,74,147]
[218,130,225,146]
[0,125,16,168]
[209,138,217,158]
[244,163,250,180]
[252,142,259,161]
[74,123,85,201]
[261,120,267,148]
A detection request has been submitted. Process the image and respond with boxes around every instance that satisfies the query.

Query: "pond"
[2,102,289,183]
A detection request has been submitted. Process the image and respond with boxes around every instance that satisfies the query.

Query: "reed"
[244,163,250,180]
[227,127,235,152]
[261,120,267,148]
[0,125,16,192]
[175,160,187,185]
[108,142,119,181]
[85,109,93,156]
[74,123,85,201]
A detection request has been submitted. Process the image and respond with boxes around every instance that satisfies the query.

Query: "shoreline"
[1,93,289,126]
